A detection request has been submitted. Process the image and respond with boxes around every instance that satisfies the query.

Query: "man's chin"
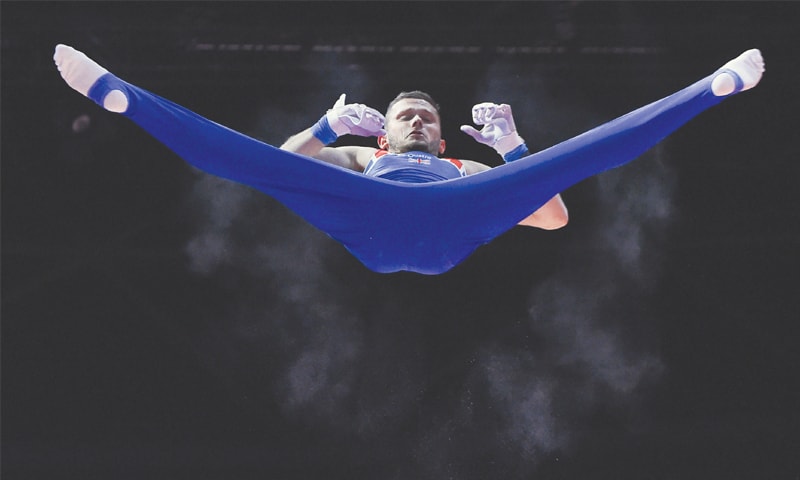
[398,140,437,155]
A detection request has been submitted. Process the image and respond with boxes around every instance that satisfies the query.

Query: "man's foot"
[53,44,128,113]
[711,48,765,96]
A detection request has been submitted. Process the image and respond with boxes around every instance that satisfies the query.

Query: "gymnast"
[53,45,764,274]
[281,91,570,230]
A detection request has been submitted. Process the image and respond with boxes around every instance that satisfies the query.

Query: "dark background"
[2,2,799,479]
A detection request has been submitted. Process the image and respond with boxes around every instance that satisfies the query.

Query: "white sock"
[53,44,128,113]
[711,48,765,96]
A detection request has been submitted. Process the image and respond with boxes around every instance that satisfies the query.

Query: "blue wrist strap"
[312,116,338,145]
[503,143,529,162]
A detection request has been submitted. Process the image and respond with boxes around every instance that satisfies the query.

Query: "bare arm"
[461,102,568,230]
[517,194,568,230]
[279,93,384,171]
[460,159,568,230]
[280,128,375,172]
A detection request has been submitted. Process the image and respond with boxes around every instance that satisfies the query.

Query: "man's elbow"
[518,210,569,229]
[539,210,569,230]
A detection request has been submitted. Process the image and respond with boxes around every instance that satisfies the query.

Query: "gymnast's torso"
[363,150,467,183]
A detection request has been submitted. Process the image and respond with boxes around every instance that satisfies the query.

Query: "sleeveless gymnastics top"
[363,150,467,183]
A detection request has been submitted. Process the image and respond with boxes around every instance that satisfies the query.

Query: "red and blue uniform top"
[363,150,467,183]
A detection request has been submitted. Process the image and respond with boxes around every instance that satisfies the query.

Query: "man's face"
[380,98,445,155]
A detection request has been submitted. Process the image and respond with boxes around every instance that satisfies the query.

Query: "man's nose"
[410,115,423,128]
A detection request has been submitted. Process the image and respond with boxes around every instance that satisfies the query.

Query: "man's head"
[378,91,446,156]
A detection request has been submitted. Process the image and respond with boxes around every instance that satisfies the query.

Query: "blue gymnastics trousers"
[87,72,728,274]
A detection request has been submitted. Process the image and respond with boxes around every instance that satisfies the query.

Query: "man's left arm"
[460,103,568,230]
[517,194,568,229]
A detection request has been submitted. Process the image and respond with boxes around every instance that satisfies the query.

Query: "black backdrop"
[3,2,799,479]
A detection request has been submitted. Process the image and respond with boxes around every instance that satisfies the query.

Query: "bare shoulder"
[349,146,380,171]
[317,146,378,172]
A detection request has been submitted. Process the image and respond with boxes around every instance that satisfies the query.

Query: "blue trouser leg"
[444,74,723,242]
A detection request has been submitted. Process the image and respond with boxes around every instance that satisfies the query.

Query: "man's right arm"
[280,129,372,171]
[279,94,385,172]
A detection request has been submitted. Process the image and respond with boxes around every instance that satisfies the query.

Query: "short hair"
[386,91,441,117]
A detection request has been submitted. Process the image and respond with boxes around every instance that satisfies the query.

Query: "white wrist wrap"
[494,132,525,156]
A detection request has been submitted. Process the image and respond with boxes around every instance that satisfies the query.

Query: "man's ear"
[377,135,389,150]
[439,139,447,155]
